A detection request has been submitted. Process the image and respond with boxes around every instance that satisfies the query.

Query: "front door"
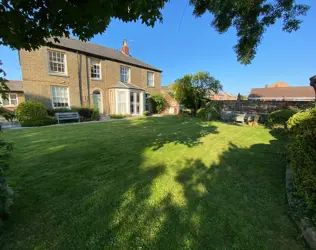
[93,91,103,113]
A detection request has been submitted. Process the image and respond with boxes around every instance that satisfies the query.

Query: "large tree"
[174,71,222,114]
[0,1,310,62]
[190,0,309,64]
[0,0,168,51]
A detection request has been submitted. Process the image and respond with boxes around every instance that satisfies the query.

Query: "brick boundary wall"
[220,100,315,113]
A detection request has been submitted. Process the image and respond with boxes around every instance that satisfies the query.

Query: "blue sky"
[0,1,315,95]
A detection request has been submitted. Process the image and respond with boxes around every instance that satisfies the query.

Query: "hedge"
[267,109,297,128]
[287,108,316,210]
[47,107,100,121]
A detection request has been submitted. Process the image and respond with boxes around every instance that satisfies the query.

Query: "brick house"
[248,82,316,101]
[0,80,24,111]
[206,90,237,100]
[18,37,166,115]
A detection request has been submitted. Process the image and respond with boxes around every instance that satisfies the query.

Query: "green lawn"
[1,116,304,249]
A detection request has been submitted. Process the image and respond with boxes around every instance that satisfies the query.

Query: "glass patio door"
[130,92,140,115]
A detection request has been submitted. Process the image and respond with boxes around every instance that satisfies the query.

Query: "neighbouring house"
[0,80,24,111]
[19,37,167,115]
[206,91,237,100]
[161,83,179,114]
[161,83,174,93]
[248,81,316,101]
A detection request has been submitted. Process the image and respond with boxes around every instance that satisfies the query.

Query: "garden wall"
[220,100,315,113]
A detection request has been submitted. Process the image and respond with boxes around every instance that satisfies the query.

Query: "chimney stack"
[121,39,129,56]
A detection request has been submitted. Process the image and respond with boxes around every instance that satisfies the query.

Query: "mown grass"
[1,116,304,249]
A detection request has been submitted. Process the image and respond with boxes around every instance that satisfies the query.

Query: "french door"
[130,91,140,115]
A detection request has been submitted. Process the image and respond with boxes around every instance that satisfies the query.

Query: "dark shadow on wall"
[1,117,303,249]
[24,94,54,108]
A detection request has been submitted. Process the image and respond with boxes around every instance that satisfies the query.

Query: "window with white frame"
[120,66,130,83]
[117,90,126,114]
[51,86,69,108]
[0,93,18,106]
[147,72,154,87]
[48,50,66,74]
[90,59,101,79]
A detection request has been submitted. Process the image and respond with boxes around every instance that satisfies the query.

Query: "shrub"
[287,108,316,210]
[109,114,126,119]
[143,111,150,116]
[0,139,13,223]
[179,109,191,116]
[196,108,206,120]
[267,109,297,129]
[16,100,47,123]
[47,107,100,121]
[205,101,221,120]
[20,116,57,127]
[47,108,70,116]
[91,108,100,121]
[151,94,167,114]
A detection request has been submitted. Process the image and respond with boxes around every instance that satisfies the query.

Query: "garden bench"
[55,112,80,124]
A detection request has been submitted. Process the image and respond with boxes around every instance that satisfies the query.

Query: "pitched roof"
[3,80,23,92]
[249,86,315,99]
[50,37,162,72]
[109,81,145,90]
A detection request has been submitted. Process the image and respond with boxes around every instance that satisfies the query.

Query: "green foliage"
[47,108,70,116]
[174,72,222,114]
[197,102,221,121]
[143,111,150,116]
[179,109,191,116]
[0,61,10,102]
[196,108,206,120]
[168,92,175,99]
[0,139,13,222]
[190,0,310,64]
[47,107,100,121]
[0,1,168,51]
[109,114,126,119]
[205,101,221,120]
[267,109,297,129]
[287,108,316,210]
[151,94,167,114]
[0,108,15,123]
[91,108,100,121]
[237,93,248,100]
[16,100,48,123]
[20,116,57,127]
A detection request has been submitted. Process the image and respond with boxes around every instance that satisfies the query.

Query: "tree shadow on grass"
[1,117,304,249]
[1,116,219,249]
[100,140,303,249]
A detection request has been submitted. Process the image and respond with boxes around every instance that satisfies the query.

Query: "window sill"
[91,78,102,81]
[49,73,69,78]
[146,86,155,88]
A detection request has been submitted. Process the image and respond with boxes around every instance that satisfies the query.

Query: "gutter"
[77,52,83,106]
[85,56,91,105]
